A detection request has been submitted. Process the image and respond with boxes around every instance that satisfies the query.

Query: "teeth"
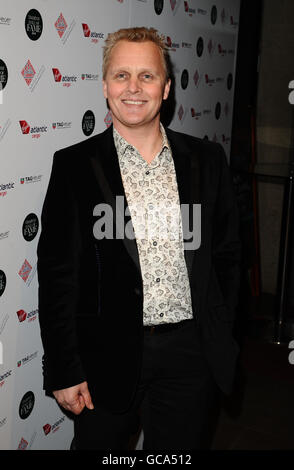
[124,100,144,105]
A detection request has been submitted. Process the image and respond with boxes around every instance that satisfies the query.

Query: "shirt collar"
[113,123,171,158]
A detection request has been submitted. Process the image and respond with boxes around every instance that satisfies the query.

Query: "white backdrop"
[0,0,240,450]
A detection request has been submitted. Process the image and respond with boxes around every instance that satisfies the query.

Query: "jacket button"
[134,288,141,296]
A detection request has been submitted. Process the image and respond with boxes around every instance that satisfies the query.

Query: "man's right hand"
[53,381,94,415]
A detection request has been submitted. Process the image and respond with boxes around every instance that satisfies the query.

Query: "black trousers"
[74,319,219,450]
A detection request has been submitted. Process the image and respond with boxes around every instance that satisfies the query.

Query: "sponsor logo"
[81,73,99,81]
[17,351,38,368]
[55,13,67,38]
[205,74,224,86]
[221,8,227,24]
[211,5,217,25]
[25,9,43,41]
[0,59,8,92]
[0,369,12,388]
[170,0,181,15]
[193,69,203,88]
[20,175,42,184]
[181,69,189,90]
[18,437,28,450]
[154,0,164,15]
[82,24,104,44]
[16,308,38,323]
[19,391,35,420]
[0,181,14,198]
[0,17,11,26]
[177,104,187,124]
[22,213,39,242]
[207,39,216,57]
[21,60,45,92]
[82,110,95,136]
[21,60,36,86]
[52,68,78,87]
[196,37,204,57]
[230,15,239,28]
[191,108,201,120]
[165,36,180,51]
[43,416,65,435]
[19,120,47,138]
[104,110,112,128]
[55,13,76,44]
[184,1,195,16]
[182,41,192,49]
[197,8,207,16]
[19,259,32,282]
[52,121,72,130]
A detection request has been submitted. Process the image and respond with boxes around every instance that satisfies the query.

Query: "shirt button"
[145,170,150,175]
[159,313,164,317]
[156,278,160,283]
[153,241,157,246]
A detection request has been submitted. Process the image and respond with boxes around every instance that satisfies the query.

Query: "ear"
[103,80,108,99]
[163,79,171,101]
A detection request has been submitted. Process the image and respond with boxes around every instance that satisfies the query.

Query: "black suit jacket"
[37,125,240,412]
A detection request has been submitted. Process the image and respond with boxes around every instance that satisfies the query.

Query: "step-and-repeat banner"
[0,0,240,450]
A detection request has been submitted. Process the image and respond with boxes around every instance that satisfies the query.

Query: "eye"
[115,72,127,80]
[142,73,152,80]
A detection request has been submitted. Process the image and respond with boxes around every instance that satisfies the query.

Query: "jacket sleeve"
[212,144,241,316]
[37,150,86,393]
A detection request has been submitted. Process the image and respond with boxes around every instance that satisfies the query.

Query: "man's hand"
[53,381,94,415]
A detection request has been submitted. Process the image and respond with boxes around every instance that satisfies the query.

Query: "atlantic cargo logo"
[165,36,180,51]
[55,13,67,38]
[0,369,12,388]
[19,120,47,138]
[184,1,196,16]
[0,182,15,198]
[52,68,77,87]
[43,416,65,435]
[21,60,36,86]
[82,24,104,44]
[16,308,38,323]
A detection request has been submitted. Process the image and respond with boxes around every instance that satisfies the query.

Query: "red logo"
[178,104,184,121]
[194,70,200,87]
[21,60,36,86]
[19,120,30,134]
[55,13,67,38]
[17,309,27,322]
[52,68,62,82]
[104,110,112,128]
[43,424,51,435]
[184,1,189,12]
[18,437,28,450]
[82,23,90,37]
[18,260,32,282]
[170,0,177,11]
[166,36,172,48]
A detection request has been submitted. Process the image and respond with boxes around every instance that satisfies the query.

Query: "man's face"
[103,40,171,131]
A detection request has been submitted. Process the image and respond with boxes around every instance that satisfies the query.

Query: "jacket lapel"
[90,126,141,273]
[166,129,201,282]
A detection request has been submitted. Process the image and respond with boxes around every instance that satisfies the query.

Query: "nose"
[127,76,141,94]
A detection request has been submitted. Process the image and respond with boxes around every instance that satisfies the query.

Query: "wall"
[0,0,240,450]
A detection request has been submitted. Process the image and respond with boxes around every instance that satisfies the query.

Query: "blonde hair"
[102,27,170,81]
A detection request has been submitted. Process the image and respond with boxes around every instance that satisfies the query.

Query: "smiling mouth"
[122,100,147,105]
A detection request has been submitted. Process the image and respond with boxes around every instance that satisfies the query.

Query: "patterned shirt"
[113,125,193,326]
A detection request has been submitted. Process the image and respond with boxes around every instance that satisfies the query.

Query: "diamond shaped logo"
[21,60,36,86]
[18,437,28,450]
[18,259,32,282]
[55,13,67,38]
[178,104,184,121]
[194,70,199,86]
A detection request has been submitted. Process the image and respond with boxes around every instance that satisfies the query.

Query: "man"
[37,27,240,450]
